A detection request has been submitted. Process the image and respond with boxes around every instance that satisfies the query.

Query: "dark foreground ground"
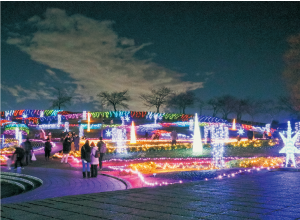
[2,170,300,220]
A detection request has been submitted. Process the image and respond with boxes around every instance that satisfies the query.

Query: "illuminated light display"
[15,127,19,140]
[189,119,194,131]
[211,124,228,168]
[18,131,22,145]
[79,125,84,138]
[204,126,209,144]
[130,121,136,144]
[265,124,270,133]
[65,122,69,132]
[232,119,236,130]
[57,114,61,125]
[105,129,112,137]
[82,111,87,120]
[2,135,4,147]
[125,115,130,122]
[87,112,90,132]
[295,122,300,144]
[193,113,203,154]
[112,128,127,153]
[237,128,245,135]
[154,114,158,124]
[121,116,125,125]
[279,121,300,167]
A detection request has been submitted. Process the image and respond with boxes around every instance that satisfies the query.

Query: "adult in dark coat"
[81,140,91,178]
[44,138,52,161]
[24,137,33,165]
[61,135,71,163]
[13,146,25,169]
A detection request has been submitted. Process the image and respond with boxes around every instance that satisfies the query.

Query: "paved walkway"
[2,170,300,219]
[1,142,128,204]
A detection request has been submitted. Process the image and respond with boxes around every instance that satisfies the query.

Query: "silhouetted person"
[44,138,52,161]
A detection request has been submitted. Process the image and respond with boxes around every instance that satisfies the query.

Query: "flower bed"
[226,157,284,168]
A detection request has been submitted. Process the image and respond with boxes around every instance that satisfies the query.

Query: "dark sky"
[1,2,300,120]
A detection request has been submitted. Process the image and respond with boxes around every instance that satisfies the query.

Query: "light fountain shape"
[193,113,203,154]
[211,123,228,168]
[279,121,300,167]
[130,121,136,144]
[231,119,236,130]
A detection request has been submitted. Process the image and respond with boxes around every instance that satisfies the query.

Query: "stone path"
[1,142,128,204]
[2,170,300,219]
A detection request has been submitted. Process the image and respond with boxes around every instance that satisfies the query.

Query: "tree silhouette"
[97,90,130,111]
[140,87,172,113]
[168,91,196,114]
[51,88,72,110]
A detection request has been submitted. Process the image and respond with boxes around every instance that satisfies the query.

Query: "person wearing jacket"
[24,137,33,165]
[44,138,52,161]
[61,135,71,163]
[81,140,91,178]
[90,142,99,177]
[96,137,107,170]
[13,145,25,169]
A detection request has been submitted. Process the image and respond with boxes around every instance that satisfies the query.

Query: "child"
[6,155,12,170]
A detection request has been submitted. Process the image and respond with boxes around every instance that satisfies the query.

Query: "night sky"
[2,2,300,120]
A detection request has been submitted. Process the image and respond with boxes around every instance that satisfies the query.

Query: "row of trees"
[51,86,299,124]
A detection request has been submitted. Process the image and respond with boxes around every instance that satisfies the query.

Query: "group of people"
[80,137,107,178]
[11,137,34,169]
[11,137,53,169]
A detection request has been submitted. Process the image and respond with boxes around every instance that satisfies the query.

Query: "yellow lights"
[130,121,136,144]
[128,161,218,174]
[87,112,91,132]
[226,157,284,168]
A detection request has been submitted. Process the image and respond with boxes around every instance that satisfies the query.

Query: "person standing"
[44,138,52,161]
[13,145,25,169]
[24,137,33,165]
[171,130,178,146]
[81,140,91,178]
[61,135,71,163]
[97,137,107,170]
[90,142,99,177]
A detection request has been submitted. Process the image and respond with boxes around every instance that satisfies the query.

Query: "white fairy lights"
[279,121,300,167]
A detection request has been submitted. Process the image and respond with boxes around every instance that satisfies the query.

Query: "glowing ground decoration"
[57,114,61,125]
[40,110,44,118]
[112,128,127,153]
[296,122,300,144]
[18,131,22,145]
[211,124,228,168]
[79,125,84,138]
[237,129,245,135]
[82,111,87,120]
[189,119,194,131]
[130,121,136,144]
[106,129,112,137]
[15,127,19,140]
[65,122,69,132]
[232,119,236,130]
[193,113,203,153]
[279,121,300,167]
